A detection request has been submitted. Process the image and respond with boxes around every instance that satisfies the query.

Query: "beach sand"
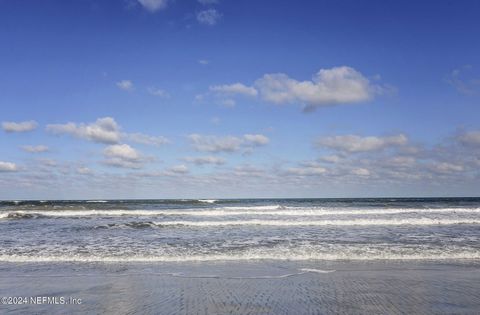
[1,260,479,314]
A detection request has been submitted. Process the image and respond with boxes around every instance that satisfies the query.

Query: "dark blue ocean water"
[1,198,479,262]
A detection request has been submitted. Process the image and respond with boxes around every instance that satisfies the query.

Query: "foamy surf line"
[198,199,217,203]
[1,252,479,263]
[2,207,480,219]
[151,218,480,227]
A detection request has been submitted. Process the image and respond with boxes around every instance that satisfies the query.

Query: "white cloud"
[0,161,18,172]
[205,66,388,111]
[103,144,145,169]
[198,59,210,65]
[243,134,270,146]
[77,167,93,175]
[207,83,257,107]
[233,165,266,177]
[147,87,169,98]
[21,145,49,153]
[188,134,269,153]
[46,117,168,147]
[47,117,121,144]
[458,130,480,146]
[286,166,327,176]
[104,144,140,160]
[126,133,169,146]
[197,9,222,25]
[317,134,408,153]
[189,134,243,152]
[116,80,134,91]
[255,66,378,110]
[137,0,169,12]
[387,156,416,168]
[210,83,258,97]
[168,164,189,174]
[2,120,38,133]
[183,156,225,165]
[429,162,464,174]
[351,168,370,176]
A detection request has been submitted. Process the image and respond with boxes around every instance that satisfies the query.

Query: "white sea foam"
[1,251,479,263]
[0,210,161,218]
[163,207,480,217]
[1,208,480,220]
[220,205,283,210]
[198,199,217,203]
[300,268,336,274]
[152,218,480,227]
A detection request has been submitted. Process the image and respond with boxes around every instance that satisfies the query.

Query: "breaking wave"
[2,207,479,220]
[198,199,218,203]
[151,218,480,227]
[2,250,479,263]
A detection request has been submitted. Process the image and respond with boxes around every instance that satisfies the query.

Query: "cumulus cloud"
[317,134,408,153]
[126,133,169,146]
[103,144,145,169]
[183,156,226,166]
[168,164,189,174]
[2,120,38,133]
[197,9,222,25]
[47,117,121,144]
[46,117,169,147]
[137,0,169,12]
[210,83,258,97]
[188,134,269,153]
[243,134,270,146]
[21,145,49,153]
[0,161,18,172]
[104,144,140,160]
[255,66,380,110]
[116,80,134,91]
[203,66,387,111]
[196,84,255,107]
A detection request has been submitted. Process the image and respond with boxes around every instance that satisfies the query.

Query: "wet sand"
[1,260,479,314]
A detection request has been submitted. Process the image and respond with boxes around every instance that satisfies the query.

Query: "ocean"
[1,197,479,263]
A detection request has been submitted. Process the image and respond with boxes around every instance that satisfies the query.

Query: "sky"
[1,0,480,199]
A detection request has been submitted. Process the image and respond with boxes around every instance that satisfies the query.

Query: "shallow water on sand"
[1,261,479,314]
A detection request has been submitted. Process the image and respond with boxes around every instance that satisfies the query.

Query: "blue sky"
[1,0,480,199]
